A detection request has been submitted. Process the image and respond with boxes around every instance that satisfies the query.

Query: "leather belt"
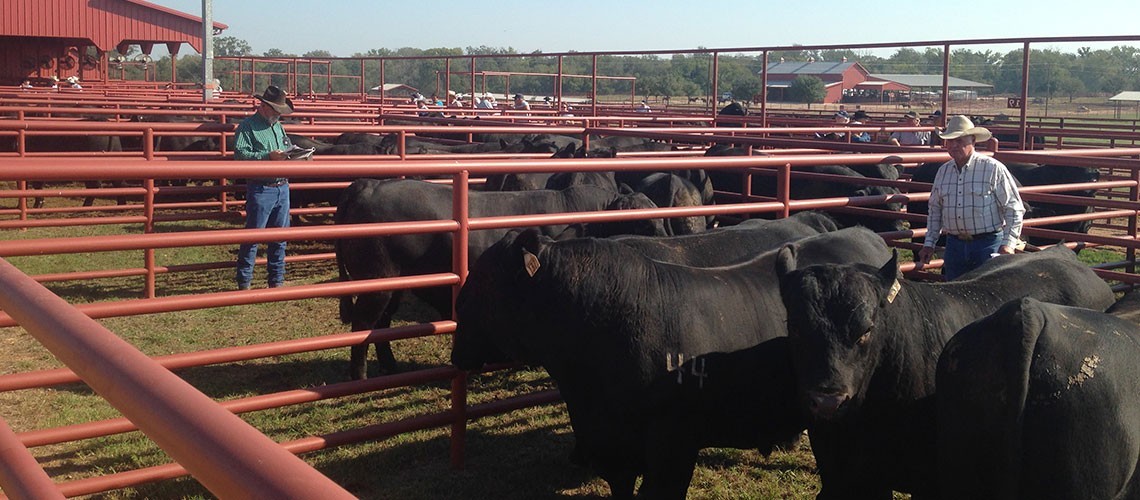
[952,230,998,242]
[251,178,288,187]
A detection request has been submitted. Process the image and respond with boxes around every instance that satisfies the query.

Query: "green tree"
[788,75,826,107]
[214,36,252,57]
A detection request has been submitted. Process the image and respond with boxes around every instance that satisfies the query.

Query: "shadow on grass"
[100,418,605,500]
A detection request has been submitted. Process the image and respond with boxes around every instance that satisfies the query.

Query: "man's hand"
[916,246,935,269]
[998,245,1015,255]
[267,150,286,161]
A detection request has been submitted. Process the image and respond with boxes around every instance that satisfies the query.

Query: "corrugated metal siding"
[0,0,226,52]
[0,0,226,83]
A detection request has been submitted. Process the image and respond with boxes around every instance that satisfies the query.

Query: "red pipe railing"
[0,258,355,499]
[3,120,1140,496]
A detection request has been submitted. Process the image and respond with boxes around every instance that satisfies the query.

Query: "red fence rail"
[3,126,1140,496]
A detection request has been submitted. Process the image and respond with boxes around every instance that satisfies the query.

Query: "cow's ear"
[573,145,587,158]
[499,139,508,149]
[514,229,547,277]
[618,183,635,195]
[775,244,798,277]
[877,249,900,286]
[557,143,576,157]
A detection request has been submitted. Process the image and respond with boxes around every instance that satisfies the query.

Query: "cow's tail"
[336,236,354,325]
[334,182,360,326]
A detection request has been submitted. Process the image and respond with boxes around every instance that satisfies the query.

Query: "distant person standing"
[637,100,651,112]
[889,111,931,146]
[917,115,1025,280]
[848,110,872,142]
[234,85,295,290]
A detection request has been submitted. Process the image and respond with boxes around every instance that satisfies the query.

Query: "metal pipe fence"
[2,123,1140,496]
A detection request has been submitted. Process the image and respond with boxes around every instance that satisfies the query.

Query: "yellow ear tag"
[887,279,901,304]
[523,250,541,277]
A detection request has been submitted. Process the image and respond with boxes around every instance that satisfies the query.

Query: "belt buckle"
[958,233,974,241]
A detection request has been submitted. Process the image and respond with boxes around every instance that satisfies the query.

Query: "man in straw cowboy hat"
[917,115,1025,280]
[234,85,296,290]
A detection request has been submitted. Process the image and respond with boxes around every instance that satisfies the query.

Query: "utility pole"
[202,0,215,102]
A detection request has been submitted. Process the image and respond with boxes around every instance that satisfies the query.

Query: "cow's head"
[776,247,901,422]
[839,185,909,234]
[451,229,554,370]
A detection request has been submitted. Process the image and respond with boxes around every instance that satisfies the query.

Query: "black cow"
[0,121,126,208]
[1006,162,1100,246]
[588,135,673,153]
[607,211,838,265]
[845,163,902,181]
[544,144,620,192]
[1107,288,1140,325]
[628,172,708,235]
[774,244,1116,498]
[452,226,891,499]
[335,178,662,379]
[558,190,667,239]
[708,163,908,233]
[937,297,1140,498]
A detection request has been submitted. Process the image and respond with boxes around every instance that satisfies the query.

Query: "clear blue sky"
[149,0,1139,58]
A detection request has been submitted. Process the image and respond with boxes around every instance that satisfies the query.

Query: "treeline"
[119,38,1140,101]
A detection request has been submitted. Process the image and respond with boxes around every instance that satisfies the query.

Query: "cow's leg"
[347,291,393,380]
[111,181,128,205]
[30,181,44,208]
[639,417,699,500]
[371,290,403,375]
[82,181,100,207]
[600,473,636,500]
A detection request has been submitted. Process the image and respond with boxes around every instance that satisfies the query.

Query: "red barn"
[764,60,890,104]
[0,0,226,85]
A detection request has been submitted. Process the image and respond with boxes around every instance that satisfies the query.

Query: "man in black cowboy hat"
[234,85,295,290]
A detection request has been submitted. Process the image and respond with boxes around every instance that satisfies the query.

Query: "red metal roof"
[0,0,228,53]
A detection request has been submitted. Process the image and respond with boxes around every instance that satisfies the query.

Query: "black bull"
[775,244,1115,498]
[937,297,1140,498]
[451,226,891,499]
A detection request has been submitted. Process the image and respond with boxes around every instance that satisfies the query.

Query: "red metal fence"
[3,106,1140,496]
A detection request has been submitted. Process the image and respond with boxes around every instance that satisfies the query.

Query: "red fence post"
[779,163,791,219]
[450,169,470,469]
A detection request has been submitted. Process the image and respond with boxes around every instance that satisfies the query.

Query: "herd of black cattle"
[7,119,1136,498]
[321,138,1136,497]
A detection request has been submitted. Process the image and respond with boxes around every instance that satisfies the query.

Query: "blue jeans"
[236,183,290,287]
[943,233,1002,281]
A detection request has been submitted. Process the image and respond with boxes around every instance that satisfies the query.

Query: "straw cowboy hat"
[938,115,992,142]
[255,85,294,115]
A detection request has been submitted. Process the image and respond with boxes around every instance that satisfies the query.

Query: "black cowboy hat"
[256,85,294,115]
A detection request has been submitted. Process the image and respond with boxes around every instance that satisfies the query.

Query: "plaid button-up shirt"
[923,152,1025,248]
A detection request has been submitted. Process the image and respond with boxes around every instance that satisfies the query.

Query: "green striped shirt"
[234,112,289,161]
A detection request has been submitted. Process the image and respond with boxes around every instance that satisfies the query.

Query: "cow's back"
[952,244,1114,310]
[611,211,837,266]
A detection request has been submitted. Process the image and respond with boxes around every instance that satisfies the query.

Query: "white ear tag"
[887,279,901,304]
[523,250,541,277]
